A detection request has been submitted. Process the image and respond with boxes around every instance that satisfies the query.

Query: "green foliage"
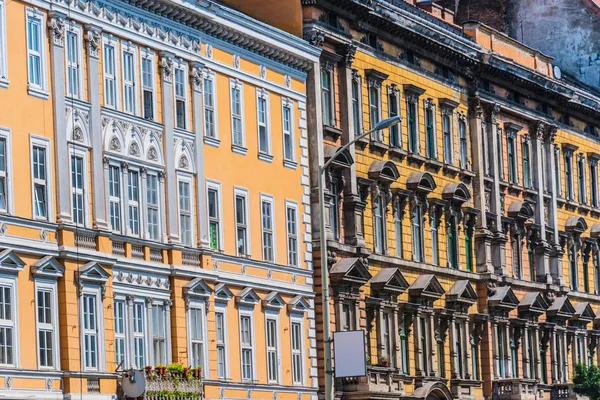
[166,362,184,373]
[573,363,600,400]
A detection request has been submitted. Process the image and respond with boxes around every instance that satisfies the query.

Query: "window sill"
[442,163,460,175]
[369,140,389,155]
[204,136,220,147]
[0,78,8,89]
[388,146,407,160]
[232,145,248,155]
[424,158,443,171]
[323,124,342,141]
[407,152,426,165]
[283,160,298,169]
[28,86,49,100]
[258,152,274,163]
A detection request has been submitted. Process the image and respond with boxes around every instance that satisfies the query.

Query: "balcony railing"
[336,365,405,394]
[492,378,540,399]
[122,367,202,400]
[550,383,575,400]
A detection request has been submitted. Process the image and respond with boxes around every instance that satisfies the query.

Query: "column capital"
[48,12,66,47]
[159,51,175,84]
[85,25,102,59]
[189,62,205,93]
[485,103,501,124]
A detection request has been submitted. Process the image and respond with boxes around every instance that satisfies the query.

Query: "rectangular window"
[382,311,393,362]
[459,121,468,169]
[591,162,599,208]
[26,11,44,90]
[283,103,294,162]
[286,204,298,267]
[321,68,332,126]
[565,153,573,200]
[178,179,192,246]
[82,294,98,370]
[132,302,145,368]
[208,186,221,250]
[231,82,244,146]
[261,197,274,262]
[329,175,341,240]
[408,101,418,153]
[507,135,517,183]
[204,74,216,138]
[341,302,355,331]
[412,203,423,262]
[141,54,154,120]
[442,114,453,164]
[122,49,136,114]
[266,317,279,383]
[374,197,385,254]
[447,215,458,269]
[394,201,403,258]
[235,191,249,256]
[103,40,117,108]
[65,29,81,98]
[352,77,361,136]
[175,67,187,129]
[189,305,205,370]
[0,0,7,83]
[389,89,400,147]
[578,156,587,204]
[240,313,254,381]
[496,129,504,180]
[127,170,140,236]
[522,139,531,188]
[431,209,439,266]
[152,304,166,366]
[425,106,436,159]
[555,147,562,197]
[146,173,160,241]
[108,165,121,232]
[215,309,227,379]
[369,86,380,140]
[113,299,126,365]
[32,145,47,219]
[0,284,13,366]
[37,286,56,368]
[291,320,304,385]
[257,94,270,155]
[400,317,409,374]
[71,155,85,225]
[0,136,9,212]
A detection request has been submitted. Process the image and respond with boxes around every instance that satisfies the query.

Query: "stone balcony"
[492,378,541,400]
[121,368,203,400]
[336,366,406,396]
[549,383,576,400]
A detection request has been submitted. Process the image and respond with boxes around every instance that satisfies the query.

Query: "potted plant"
[379,356,389,367]
[166,362,184,376]
[156,364,167,376]
[192,366,202,379]
[144,365,153,375]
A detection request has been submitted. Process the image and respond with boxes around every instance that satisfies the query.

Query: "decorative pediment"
[371,268,409,296]
[442,183,471,205]
[445,280,477,305]
[518,292,548,315]
[547,296,576,320]
[235,287,260,306]
[571,302,595,322]
[324,145,354,169]
[565,216,588,234]
[31,256,65,279]
[408,274,445,300]
[0,249,25,273]
[368,161,400,184]
[182,278,213,299]
[487,286,519,310]
[406,172,436,194]
[287,296,310,314]
[262,292,285,310]
[214,283,234,302]
[77,262,110,284]
[330,258,371,286]
[507,201,535,221]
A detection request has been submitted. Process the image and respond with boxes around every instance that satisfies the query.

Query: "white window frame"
[459,118,468,169]
[187,299,208,375]
[265,311,281,384]
[368,80,382,141]
[30,135,52,222]
[35,280,60,369]
[215,303,229,380]
[145,171,162,242]
[151,301,168,367]
[127,168,141,237]
[177,174,194,247]
[441,109,454,164]
[25,8,48,98]
[113,298,128,367]
[0,0,8,87]
[256,88,272,159]
[290,315,305,386]
[522,136,532,188]
[351,72,363,137]
[65,23,84,100]
[234,187,250,257]
[286,201,299,267]
[0,127,13,214]
[387,85,401,147]
[406,95,421,154]
[590,159,599,208]
[578,154,587,204]
[424,99,438,160]
[131,300,146,368]
[140,48,157,121]
[239,308,256,382]
[565,151,574,200]
[207,180,224,251]
[79,286,104,372]
[102,35,120,109]
[69,147,89,227]
[203,70,218,144]
[0,276,18,368]
[108,163,123,233]
[282,98,296,167]
[121,42,139,116]
[230,79,246,151]
[321,66,334,127]
[260,194,276,263]
[174,60,188,130]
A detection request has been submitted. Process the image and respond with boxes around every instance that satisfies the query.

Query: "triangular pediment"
[446,280,477,305]
[0,249,25,273]
[518,292,548,315]
[77,261,110,284]
[330,258,372,286]
[488,286,519,310]
[547,296,576,320]
[262,291,285,310]
[371,268,409,296]
[31,256,65,279]
[214,283,234,302]
[183,278,213,299]
[409,274,445,300]
[572,301,595,322]
[236,287,260,306]
[287,296,310,314]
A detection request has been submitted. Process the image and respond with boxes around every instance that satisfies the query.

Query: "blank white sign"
[333,330,367,378]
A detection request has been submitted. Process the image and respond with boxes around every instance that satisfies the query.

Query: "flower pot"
[381,361,389,367]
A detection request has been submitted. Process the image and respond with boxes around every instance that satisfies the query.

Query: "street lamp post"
[318,116,401,400]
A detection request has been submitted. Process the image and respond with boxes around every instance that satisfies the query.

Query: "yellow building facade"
[0,0,321,398]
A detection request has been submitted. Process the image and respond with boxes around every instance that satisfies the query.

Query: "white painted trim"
[0,127,13,215]
[140,47,158,122]
[177,173,195,247]
[285,200,299,268]
[68,146,90,228]
[186,298,209,378]
[238,306,256,382]
[29,135,53,223]
[214,302,230,380]
[234,186,251,257]
[290,314,306,386]
[121,40,141,116]
[256,88,272,158]
[206,179,224,252]
[0,275,18,368]
[25,8,48,96]
[282,97,296,166]
[79,285,105,372]
[260,193,276,263]
[264,310,282,384]
[64,23,84,101]
[102,34,121,110]
[173,58,189,130]
[34,279,61,370]
[203,69,219,143]
[0,0,8,86]
[230,78,246,151]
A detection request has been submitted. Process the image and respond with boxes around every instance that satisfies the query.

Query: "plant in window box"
[166,362,184,376]
[191,366,202,379]
[155,364,167,376]
[379,356,389,367]
[144,365,153,375]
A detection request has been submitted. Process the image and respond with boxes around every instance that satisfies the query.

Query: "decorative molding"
[160,53,174,83]
[48,14,66,47]
[85,25,102,58]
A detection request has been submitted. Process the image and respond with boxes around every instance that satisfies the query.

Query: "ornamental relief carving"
[85,27,101,58]
[48,15,66,47]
